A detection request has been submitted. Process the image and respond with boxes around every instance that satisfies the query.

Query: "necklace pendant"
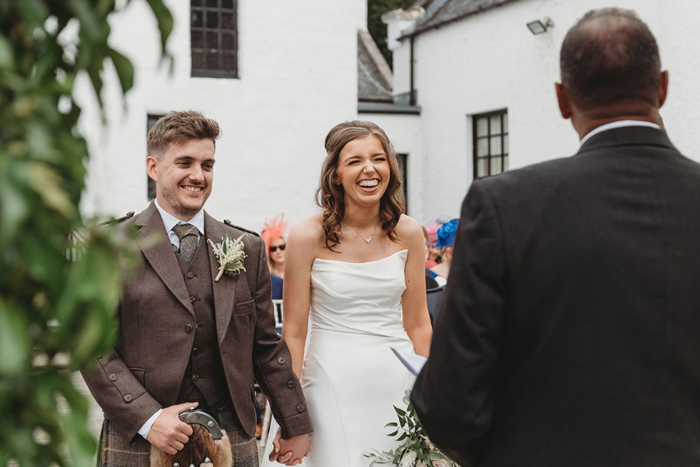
[363,236,372,244]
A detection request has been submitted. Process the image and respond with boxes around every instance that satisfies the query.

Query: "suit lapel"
[205,212,236,345]
[136,203,195,316]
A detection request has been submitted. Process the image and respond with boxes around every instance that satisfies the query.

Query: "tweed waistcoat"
[175,242,229,410]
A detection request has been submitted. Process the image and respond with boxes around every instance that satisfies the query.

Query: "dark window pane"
[192,52,206,70]
[206,51,219,70]
[222,53,235,71]
[222,12,234,29]
[222,33,234,50]
[191,8,203,27]
[206,0,218,7]
[206,31,218,49]
[206,11,218,28]
[192,0,203,6]
[222,0,233,8]
[191,30,204,49]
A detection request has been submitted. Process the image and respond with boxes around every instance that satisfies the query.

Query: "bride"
[263,120,432,466]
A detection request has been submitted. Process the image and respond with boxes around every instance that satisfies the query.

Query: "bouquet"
[364,390,458,467]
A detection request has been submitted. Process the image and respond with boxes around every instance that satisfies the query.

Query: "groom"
[82,111,311,466]
[412,8,700,467]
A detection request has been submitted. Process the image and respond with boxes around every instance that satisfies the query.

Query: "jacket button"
[287,381,296,389]
[187,272,194,279]
[123,394,132,403]
[192,374,200,382]
[190,296,196,304]
[192,347,199,356]
[277,357,285,365]
[109,374,117,382]
[184,324,193,333]
[296,404,305,413]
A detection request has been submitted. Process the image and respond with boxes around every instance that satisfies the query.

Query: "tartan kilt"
[98,407,258,467]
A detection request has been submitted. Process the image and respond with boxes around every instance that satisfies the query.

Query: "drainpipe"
[409,35,416,106]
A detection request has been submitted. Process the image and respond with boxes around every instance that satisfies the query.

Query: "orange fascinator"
[260,214,288,251]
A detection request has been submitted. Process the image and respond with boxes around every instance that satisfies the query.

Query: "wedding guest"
[261,214,288,300]
[413,9,700,467]
[429,219,458,286]
[425,220,442,267]
[422,226,439,289]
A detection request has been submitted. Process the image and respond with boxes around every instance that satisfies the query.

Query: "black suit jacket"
[412,127,700,466]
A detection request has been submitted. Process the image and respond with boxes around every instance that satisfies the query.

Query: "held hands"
[269,428,310,465]
[146,401,198,455]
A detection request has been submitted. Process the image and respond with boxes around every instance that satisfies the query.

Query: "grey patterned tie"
[172,223,199,264]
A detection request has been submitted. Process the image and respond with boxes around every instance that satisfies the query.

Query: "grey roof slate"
[406,0,522,37]
[358,29,393,103]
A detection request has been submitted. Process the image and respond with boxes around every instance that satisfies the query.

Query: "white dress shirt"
[138,200,205,439]
[579,120,661,147]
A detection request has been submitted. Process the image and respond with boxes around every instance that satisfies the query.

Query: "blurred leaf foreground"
[0,1,172,465]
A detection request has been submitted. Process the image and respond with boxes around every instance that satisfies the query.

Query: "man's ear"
[658,70,669,108]
[146,156,158,182]
[555,82,573,120]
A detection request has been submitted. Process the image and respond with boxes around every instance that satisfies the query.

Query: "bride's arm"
[281,219,317,378]
[398,215,433,357]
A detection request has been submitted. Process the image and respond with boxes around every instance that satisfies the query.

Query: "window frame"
[190,0,238,79]
[146,114,164,201]
[472,109,509,180]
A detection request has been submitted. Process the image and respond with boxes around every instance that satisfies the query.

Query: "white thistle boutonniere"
[208,234,246,282]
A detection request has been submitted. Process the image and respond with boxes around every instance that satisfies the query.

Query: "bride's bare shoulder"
[288,212,326,249]
[395,214,424,241]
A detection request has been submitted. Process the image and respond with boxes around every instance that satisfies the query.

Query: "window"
[146,114,163,200]
[473,110,509,179]
[397,153,408,213]
[191,0,238,78]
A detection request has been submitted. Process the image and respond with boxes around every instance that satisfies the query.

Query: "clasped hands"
[269,428,310,465]
[146,402,309,465]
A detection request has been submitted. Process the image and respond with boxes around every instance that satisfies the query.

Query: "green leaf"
[384,422,397,428]
[67,0,102,40]
[0,299,30,375]
[0,33,14,69]
[108,47,134,95]
[394,407,406,416]
[144,0,174,65]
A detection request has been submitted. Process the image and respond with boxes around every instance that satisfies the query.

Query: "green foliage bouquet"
[364,390,458,467]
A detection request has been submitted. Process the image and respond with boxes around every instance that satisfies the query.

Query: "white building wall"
[361,114,423,219]
[79,0,366,230]
[395,0,700,219]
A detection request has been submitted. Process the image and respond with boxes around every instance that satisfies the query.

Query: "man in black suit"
[412,8,700,467]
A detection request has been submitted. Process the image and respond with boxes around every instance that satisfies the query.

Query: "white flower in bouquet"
[398,451,417,467]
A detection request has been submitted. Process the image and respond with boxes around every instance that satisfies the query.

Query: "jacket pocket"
[234,298,255,315]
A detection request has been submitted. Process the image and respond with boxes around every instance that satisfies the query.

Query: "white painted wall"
[391,0,700,220]
[79,0,366,231]
[361,113,423,219]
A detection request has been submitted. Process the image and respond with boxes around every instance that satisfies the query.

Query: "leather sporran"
[150,409,233,467]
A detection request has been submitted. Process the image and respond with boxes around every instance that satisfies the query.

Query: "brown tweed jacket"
[82,202,312,442]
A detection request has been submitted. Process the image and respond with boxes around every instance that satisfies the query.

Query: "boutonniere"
[208,234,247,282]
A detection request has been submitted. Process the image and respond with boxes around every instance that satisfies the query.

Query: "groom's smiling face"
[147,138,215,221]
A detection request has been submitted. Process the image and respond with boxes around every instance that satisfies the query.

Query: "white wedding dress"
[262,249,416,467]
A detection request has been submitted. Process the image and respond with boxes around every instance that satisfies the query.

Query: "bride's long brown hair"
[315,121,405,251]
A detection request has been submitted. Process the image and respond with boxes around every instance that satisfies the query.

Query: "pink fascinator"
[426,220,441,246]
[260,214,288,251]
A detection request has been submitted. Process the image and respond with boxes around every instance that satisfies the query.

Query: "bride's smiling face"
[334,135,391,208]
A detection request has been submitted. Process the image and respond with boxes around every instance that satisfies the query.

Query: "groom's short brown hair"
[560,8,661,111]
[147,110,220,159]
